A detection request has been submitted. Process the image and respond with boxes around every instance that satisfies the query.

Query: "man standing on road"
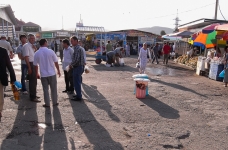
[16,35,28,94]
[0,47,16,121]
[62,39,74,94]
[162,42,171,65]
[59,40,63,62]
[106,41,112,53]
[23,34,40,102]
[151,43,159,64]
[0,34,14,59]
[125,43,130,57]
[33,39,61,107]
[70,36,85,101]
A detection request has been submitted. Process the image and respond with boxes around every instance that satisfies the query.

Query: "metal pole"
[214,0,219,19]
[2,19,4,34]
[6,22,9,38]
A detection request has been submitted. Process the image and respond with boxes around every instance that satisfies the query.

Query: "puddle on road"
[146,67,192,77]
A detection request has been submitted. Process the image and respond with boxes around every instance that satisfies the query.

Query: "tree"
[160,30,166,36]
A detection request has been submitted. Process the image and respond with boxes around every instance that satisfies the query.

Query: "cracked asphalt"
[0,54,228,150]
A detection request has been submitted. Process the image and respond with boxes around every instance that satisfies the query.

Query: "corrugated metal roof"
[76,26,105,33]
[0,4,17,25]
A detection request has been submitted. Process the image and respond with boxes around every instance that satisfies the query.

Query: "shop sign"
[42,33,53,38]
[96,33,125,40]
[56,31,69,37]
[140,37,155,44]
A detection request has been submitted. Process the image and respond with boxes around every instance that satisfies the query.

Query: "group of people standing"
[138,42,175,74]
[0,34,86,120]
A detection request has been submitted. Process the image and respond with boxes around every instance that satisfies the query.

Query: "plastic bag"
[56,52,60,57]
[120,58,124,66]
[84,66,90,74]
[136,62,140,68]
[219,70,225,78]
[65,65,70,72]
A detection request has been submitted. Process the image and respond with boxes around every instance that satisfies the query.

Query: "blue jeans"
[21,64,28,91]
[73,66,84,99]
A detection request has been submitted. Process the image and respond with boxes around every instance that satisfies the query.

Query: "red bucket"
[136,88,146,99]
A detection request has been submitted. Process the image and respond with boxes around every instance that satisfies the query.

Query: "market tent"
[193,30,217,49]
[202,23,220,33]
[175,31,193,38]
[214,24,228,31]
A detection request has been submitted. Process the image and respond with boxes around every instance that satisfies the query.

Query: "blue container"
[216,64,224,82]
[14,81,22,89]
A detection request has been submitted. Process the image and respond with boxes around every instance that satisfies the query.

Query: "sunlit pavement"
[1,55,228,149]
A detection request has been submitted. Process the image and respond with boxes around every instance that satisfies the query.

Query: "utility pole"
[62,16,64,30]
[174,9,181,33]
[214,0,219,19]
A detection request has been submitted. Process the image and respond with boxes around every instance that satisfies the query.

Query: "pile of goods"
[175,55,198,69]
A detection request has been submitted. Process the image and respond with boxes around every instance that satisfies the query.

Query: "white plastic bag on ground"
[84,66,90,74]
[120,58,124,66]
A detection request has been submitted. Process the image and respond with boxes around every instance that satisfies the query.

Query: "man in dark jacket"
[0,47,16,120]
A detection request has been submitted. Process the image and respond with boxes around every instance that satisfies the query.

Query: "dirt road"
[0,55,228,150]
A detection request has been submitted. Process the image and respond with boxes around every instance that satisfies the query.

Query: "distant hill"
[137,26,174,35]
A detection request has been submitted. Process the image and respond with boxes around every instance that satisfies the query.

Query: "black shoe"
[73,95,77,98]
[68,91,74,94]
[71,97,82,101]
[62,90,68,93]
[31,98,41,103]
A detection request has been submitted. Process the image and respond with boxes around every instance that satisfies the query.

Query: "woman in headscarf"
[224,46,228,87]
[138,43,151,74]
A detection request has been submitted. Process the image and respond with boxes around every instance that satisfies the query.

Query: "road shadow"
[43,107,69,150]
[69,95,123,149]
[0,98,42,150]
[92,64,138,72]
[82,83,120,122]
[148,77,207,98]
[140,95,180,119]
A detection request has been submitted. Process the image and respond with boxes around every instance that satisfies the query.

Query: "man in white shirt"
[34,39,61,107]
[62,39,74,94]
[0,34,14,59]
[22,34,40,102]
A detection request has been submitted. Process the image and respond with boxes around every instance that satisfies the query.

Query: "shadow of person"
[43,107,68,150]
[82,83,120,122]
[149,77,207,98]
[69,99,123,150]
[140,95,180,119]
[0,98,42,150]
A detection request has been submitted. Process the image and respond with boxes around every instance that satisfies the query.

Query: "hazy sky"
[1,0,228,31]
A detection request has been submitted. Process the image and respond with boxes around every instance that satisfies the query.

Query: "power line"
[144,3,215,20]
[218,3,226,20]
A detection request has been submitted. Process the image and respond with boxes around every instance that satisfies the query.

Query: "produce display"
[175,55,198,69]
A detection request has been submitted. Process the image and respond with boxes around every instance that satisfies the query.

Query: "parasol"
[202,23,220,34]
[193,30,217,49]
[214,24,228,31]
